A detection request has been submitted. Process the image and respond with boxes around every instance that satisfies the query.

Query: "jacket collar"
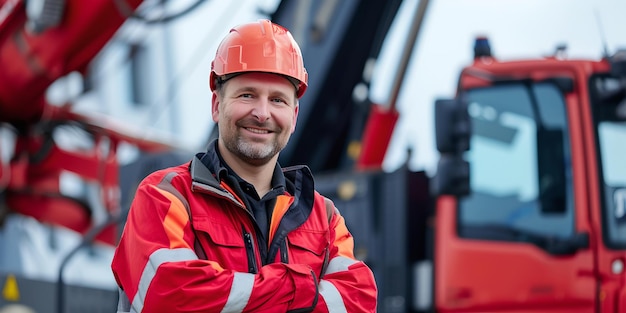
[188,140,316,217]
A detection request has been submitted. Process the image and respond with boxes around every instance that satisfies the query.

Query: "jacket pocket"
[287,229,328,276]
[193,219,250,272]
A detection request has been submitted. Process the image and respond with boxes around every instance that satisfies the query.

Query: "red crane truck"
[318,37,625,312]
[431,37,626,313]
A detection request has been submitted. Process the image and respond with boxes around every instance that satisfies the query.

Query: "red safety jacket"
[111,153,378,312]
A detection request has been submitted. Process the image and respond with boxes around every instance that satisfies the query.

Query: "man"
[111,19,378,312]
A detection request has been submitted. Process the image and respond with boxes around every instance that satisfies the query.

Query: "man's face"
[212,72,299,166]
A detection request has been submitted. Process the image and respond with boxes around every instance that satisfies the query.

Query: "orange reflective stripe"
[334,215,356,259]
[152,186,190,249]
[268,195,293,245]
[220,181,245,206]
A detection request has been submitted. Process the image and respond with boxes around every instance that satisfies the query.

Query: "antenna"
[594,7,610,58]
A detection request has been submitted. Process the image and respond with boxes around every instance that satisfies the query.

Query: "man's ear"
[211,91,220,123]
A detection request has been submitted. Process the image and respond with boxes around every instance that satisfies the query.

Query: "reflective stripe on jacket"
[111,154,377,312]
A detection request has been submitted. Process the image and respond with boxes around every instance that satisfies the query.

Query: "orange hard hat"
[209,19,308,98]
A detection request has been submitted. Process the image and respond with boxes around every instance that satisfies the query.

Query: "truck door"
[588,73,626,313]
[434,79,596,312]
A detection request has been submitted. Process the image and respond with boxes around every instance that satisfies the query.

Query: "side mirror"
[433,98,471,197]
[432,155,470,196]
[435,98,471,154]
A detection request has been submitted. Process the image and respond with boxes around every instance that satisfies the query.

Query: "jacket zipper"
[280,238,289,263]
[243,229,259,274]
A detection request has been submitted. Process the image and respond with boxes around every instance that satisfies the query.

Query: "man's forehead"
[224,72,298,96]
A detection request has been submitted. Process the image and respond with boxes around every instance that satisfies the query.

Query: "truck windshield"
[590,75,626,249]
[458,82,575,248]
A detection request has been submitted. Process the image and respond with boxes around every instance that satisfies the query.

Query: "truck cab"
[433,38,626,312]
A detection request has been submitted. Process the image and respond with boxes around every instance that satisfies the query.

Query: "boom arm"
[0,0,143,125]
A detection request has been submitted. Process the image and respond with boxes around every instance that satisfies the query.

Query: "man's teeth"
[246,128,268,134]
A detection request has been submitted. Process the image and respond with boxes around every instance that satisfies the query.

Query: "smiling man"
[111,19,378,313]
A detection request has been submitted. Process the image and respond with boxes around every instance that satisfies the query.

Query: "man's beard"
[236,136,278,164]
[223,131,285,166]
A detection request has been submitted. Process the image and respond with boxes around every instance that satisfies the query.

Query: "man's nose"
[251,99,271,122]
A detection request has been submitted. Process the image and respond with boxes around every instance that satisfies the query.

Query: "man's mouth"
[244,127,270,134]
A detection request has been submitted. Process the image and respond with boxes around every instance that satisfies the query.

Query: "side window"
[458,83,574,243]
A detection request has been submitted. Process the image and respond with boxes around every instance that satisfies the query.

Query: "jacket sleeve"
[111,177,319,313]
[315,201,378,312]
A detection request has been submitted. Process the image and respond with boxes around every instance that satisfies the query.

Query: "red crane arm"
[0,0,142,124]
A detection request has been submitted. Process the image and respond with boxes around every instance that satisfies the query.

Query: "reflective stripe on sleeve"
[131,247,198,312]
[221,272,255,313]
[117,288,131,313]
[324,256,358,275]
[319,280,347,313]
[152,185,190,249]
